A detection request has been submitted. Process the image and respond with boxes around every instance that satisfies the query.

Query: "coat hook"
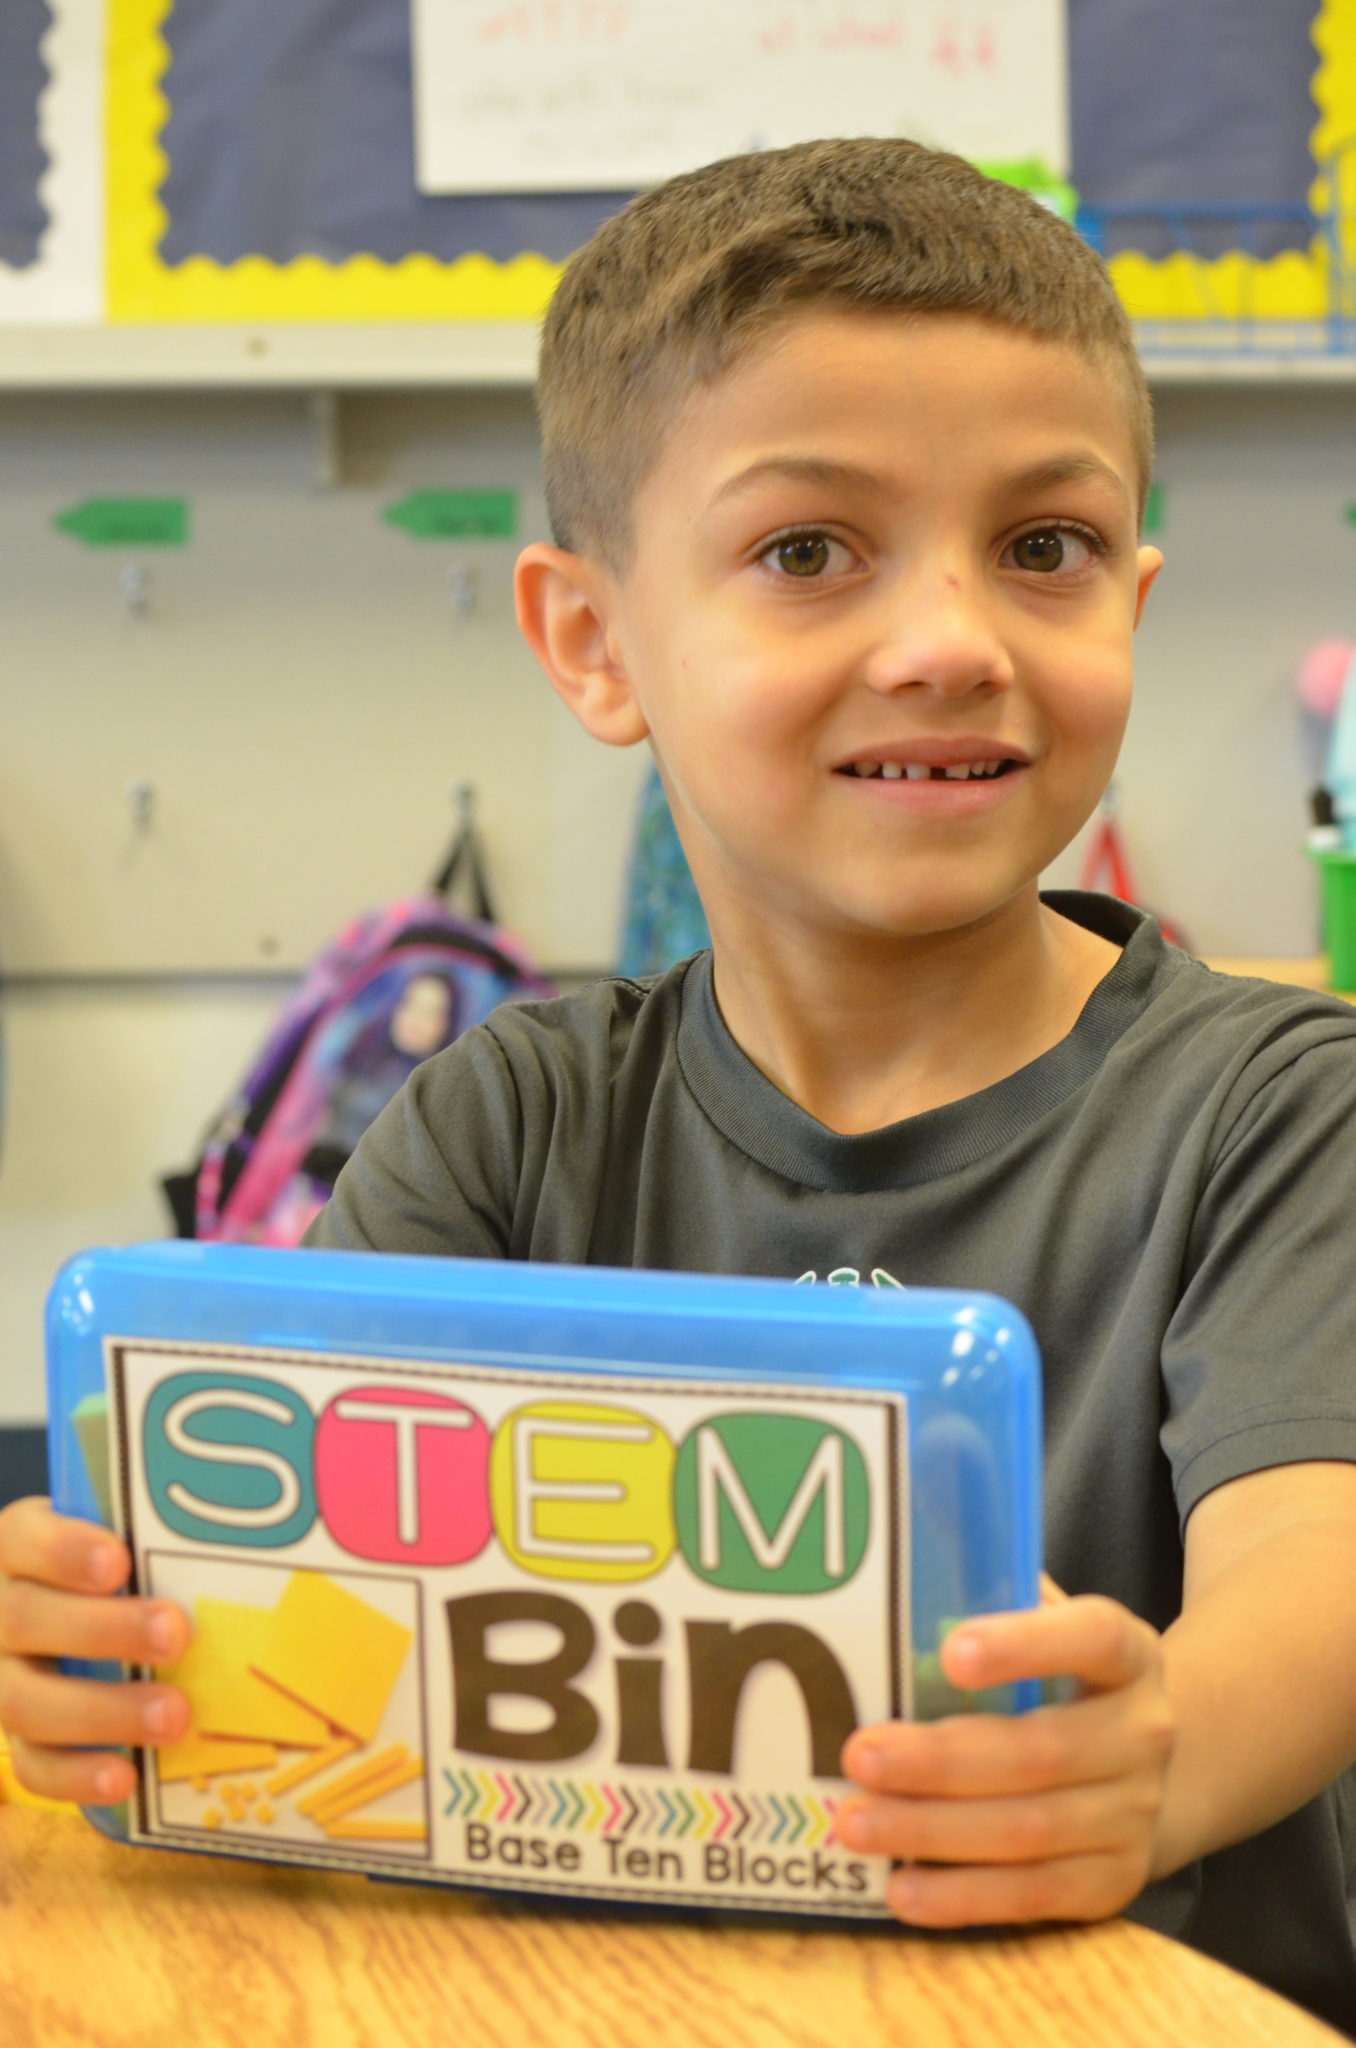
[448,563,478,618]
[120,564,151,618]
[126,779,156,831]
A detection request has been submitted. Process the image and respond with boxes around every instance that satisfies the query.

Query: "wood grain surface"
[1,1809,1346,2048]
[1203,957,1356,1002]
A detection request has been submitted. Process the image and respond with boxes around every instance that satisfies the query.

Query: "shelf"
[0,322,541,390]
[1142,355,1356,386]
[2,321,1356,393]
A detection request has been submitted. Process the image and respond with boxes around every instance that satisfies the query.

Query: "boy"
[5,139,1356,2032]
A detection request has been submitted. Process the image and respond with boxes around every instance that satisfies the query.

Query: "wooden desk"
[1,1810,1345,2048]
[1204,957,1356,1005]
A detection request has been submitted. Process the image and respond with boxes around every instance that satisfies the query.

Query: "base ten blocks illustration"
[150,1565,428,1856]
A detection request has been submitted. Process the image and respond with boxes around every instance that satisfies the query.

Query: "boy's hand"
[836,1580,1175,1927]
[0,1497,192,1805]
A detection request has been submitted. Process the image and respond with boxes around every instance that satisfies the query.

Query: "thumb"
[1040,1571,1071,1606]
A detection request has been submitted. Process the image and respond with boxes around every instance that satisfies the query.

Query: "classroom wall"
[1046,377,1347,937]
[0,388,646,976]
[0,371,1350,1429]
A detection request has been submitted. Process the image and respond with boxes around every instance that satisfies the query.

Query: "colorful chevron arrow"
[442,1771,843,1848]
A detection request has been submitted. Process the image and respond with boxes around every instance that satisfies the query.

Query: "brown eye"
[1011,528,1066,573]
[775,533,832,577]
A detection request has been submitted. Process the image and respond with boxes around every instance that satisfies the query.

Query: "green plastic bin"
[1310,848,1356,993]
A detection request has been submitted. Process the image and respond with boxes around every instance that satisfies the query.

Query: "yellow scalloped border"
[1312,0,1356,191]
[107,0,1353,327]
[105,0,563,321]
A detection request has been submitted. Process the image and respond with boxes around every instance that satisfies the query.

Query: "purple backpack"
[162,813,554,1246]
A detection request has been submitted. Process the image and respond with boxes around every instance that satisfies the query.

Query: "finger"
[843,1687,1168,1801]
[884,1848,1146,1929]
[0,1578,192,1666]
[0,1655,191,1753]
[835,1775,1152,1867]
[1039,1573,1069,1605]
[939,1596,1157,1695]
[6,1727,140,1808]
[0,1497,130,1597]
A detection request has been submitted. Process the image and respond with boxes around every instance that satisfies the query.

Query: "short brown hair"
[537,137,1153,567]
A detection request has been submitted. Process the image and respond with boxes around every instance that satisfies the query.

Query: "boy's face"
[531,309,1161,949]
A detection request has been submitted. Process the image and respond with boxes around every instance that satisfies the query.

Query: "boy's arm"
[836,1459,1356,1927]
[1150,1458,1356,1878]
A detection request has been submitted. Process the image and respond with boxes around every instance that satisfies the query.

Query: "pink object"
[1296,639,1355,719]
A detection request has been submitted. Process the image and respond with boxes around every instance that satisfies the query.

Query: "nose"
[861,567,1015,700]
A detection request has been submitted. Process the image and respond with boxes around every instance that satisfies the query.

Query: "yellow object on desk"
[0,1730,77,1812]
[1203,957,1356,1005]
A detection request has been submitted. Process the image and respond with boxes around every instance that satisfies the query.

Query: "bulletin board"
[0,0,1351,330]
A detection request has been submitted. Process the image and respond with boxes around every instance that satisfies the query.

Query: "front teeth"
[848,759,1008,781]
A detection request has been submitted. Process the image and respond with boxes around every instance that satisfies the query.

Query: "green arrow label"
[383,489,518,540]
[1142,479,1164,535]
[54,497,189,547]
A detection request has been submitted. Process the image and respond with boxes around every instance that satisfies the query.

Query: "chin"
[838,878,1040,942]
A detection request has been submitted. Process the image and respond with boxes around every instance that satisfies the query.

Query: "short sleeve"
[304,1022,523,1259]
[1161,1023,1356,1523]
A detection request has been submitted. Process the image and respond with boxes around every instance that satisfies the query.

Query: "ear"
[1133,544,1163,628]
[514,543,650,747]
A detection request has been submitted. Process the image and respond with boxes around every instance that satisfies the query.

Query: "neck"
[705,889,1121,1135]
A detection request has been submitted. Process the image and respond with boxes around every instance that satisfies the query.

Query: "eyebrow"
[710,457,889,508]
[999,454,1131,501]
[709,450,1131,510]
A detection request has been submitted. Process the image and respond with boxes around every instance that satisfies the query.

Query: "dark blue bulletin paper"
[1069,0,1320,258]
[0,0,50,271]
[159,0,628,267]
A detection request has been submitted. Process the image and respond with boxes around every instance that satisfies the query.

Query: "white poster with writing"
[411,0,1068,195]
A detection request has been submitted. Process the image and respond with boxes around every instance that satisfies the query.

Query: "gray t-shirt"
[310,890,1356,2033]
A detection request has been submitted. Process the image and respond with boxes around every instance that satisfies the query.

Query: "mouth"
[830,740,1032,812]
[834,757,1021,783]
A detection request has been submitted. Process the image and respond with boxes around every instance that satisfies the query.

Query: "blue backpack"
[617,764,710,976]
